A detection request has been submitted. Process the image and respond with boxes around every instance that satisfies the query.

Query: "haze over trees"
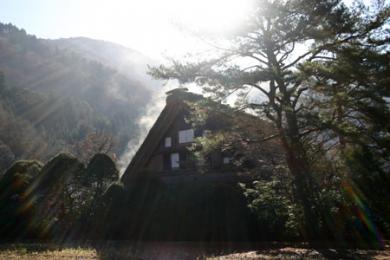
[150,0,390,242]
[0,23,157,172]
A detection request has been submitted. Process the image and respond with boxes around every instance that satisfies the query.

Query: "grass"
[0,244,97,259]
[0,242,389,259]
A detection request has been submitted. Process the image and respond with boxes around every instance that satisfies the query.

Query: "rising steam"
[117,82,176,175]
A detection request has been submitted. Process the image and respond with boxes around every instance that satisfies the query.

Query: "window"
[178,129,194,143]
[170,153,180,169]
[164,137,172,147]
[223,157,231,164]
[203,130,212,137]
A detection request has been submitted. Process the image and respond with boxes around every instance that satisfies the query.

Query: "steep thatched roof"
[121,89,201,183]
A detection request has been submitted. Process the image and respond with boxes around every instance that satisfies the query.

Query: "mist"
[117,81,178,174]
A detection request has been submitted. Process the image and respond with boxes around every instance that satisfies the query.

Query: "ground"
[0,242,389,259]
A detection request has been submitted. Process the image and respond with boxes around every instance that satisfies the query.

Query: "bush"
[242,179,301,240]
[0,160,43,240]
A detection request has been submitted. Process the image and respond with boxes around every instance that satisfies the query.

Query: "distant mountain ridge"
[51,37,161,89]
[0,22,159,172]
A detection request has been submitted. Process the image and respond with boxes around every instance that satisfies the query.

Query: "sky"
[0,0,253,59]
[0,0,377,60]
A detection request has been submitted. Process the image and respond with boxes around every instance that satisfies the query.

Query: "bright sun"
[163,0,252,32]
[76,0,253,58]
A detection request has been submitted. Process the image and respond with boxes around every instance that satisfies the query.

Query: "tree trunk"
[280,110,320,240]
[265,34,322,239]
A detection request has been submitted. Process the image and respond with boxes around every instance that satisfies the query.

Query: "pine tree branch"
[241,65,266,72]
[244,83,270,99]
[279,42,296,64]
[245,133,281,144]
[292,87,308,108]
[282,50,313,70]
[242,52,269,66]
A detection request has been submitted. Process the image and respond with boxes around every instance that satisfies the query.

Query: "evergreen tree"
[298,4,390,237]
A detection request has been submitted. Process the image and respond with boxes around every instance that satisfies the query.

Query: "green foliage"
[300,35,390,156]
[242,179,301,239]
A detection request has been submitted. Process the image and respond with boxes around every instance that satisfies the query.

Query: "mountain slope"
[0,22,155,172]
[51,37,160,89]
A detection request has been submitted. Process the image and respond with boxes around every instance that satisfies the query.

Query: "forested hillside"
[0,23,155,172]
[52,37,160,89]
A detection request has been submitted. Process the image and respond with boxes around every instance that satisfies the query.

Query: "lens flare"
[342,180,384,247]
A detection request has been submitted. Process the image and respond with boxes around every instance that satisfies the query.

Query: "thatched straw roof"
[121,89,201,184]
